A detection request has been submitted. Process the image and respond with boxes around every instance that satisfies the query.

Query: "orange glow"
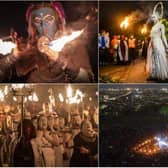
[141,25,147,34]
[133,137,160,156]
[120,17,129,29]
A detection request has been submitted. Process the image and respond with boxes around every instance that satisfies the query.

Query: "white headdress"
[153,2,163,19]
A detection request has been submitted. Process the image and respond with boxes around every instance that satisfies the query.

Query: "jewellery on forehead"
[153,2,163,19]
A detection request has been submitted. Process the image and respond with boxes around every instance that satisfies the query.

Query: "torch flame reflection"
[120,17,129,29]
[49,29,84,52]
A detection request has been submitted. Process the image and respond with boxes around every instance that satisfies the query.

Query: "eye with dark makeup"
[33,15,55,25]
[43,15,55,23]
[34,17,42,25]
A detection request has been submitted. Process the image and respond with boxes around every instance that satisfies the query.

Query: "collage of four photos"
[0,0,168,167]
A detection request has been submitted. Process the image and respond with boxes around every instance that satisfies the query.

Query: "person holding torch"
[0,2,93,83]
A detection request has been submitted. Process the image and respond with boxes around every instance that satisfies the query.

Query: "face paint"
[31,7,57,39]
[151,13,159,22]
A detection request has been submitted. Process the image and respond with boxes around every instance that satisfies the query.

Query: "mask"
[31,7,57,39]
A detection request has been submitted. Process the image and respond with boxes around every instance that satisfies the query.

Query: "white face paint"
[151,13,159,22]
[38,116,48,130]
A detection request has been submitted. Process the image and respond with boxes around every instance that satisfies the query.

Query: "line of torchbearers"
[0,99,98,167]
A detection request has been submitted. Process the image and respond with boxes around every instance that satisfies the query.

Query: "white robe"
[31,131,55,167]
[146,22,168,80]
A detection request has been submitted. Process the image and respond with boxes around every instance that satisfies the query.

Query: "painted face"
[31,7,57,39]
[38,116,48,130]
[151,13,159,22]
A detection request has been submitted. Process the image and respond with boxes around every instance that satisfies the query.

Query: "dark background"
[100,84,168,166]
[99,1,168,37]
[0,1,98,82]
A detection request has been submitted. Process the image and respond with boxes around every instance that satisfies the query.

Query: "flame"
[141,24,147,34]
[0,90,4,101]
[13,96,17,101]
[4,86,9,96]
[0,39,16,55]
[67,89,84,104]
[133,137,160,156]
[28,95,32,101]
[24,97,27,102]
[120,17,129,29]
[67,85,73,98]
[32,92,38,102]
[11,84,25,90]
[58,93,64,102]
[49,29,84,52]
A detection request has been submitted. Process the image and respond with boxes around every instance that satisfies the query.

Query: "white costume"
[31,131,56,167]
[146,2,168,80]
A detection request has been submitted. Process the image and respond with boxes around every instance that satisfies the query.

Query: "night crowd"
[0,101,98,167]
[99,30,150,66]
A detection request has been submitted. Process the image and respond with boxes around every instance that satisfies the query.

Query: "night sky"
[100,1,168,36]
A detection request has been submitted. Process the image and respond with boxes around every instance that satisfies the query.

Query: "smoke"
[63,2,98,41]
[128,7,152,24]
[127,2,168,24]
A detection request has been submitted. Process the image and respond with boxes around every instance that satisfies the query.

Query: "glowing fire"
[133,135,168,156]
[58,93,64,102]
[141,25,147,34]
[66,88,84,104]
[49,29,84,52]
[133,137,160,156]
[0,39,16,55]
[32,92,38,102]
[120,17,129,29]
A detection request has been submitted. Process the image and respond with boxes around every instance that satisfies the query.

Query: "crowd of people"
[99,30,150,66]
[0,101,98,167]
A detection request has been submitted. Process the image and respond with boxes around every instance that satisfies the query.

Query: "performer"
[31,115,57,167]
[0,2,93,83]
[118,35,128,64]
[70,120,98,167]
[146,2,168,80]
[128,35,136,63]
[111,35,119,63]
[13,119,36,167]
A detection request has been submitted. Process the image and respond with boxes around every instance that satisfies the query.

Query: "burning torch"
[0,37,16,55]
[0,29,84,56]
[141,24,147,35]
[120,17,129,29]
[37,29,84,55]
